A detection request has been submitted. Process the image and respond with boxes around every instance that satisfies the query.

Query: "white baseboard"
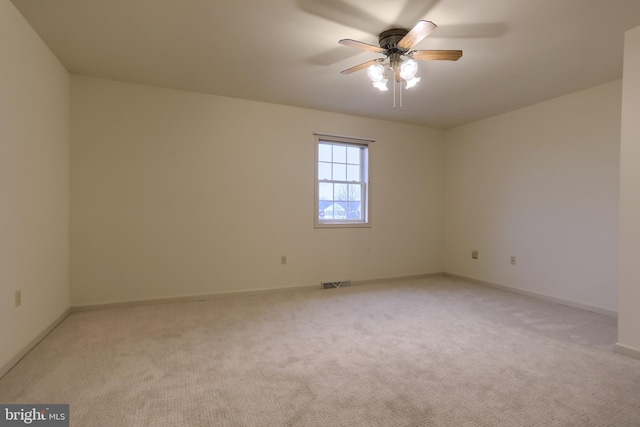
[0,308,70,380]
[444,273,617,318]
[72,272,447,312]
[614,343,640,360]
[355,272,445,286]
[71,283,320,312]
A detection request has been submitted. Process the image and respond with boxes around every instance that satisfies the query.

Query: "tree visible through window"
[315,134,370,228]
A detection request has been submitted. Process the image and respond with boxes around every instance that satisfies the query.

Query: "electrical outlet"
[281,255,287,265]
[510,256,516,265]
[472,250,478,259]
[15,290,21,307]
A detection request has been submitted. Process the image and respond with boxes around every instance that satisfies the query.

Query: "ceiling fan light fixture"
[405,76,421,89]
[372,78,389,91]
[366,63,386,82]
[399,58,418,80]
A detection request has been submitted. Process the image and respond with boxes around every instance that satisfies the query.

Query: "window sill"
[315,222,371,229]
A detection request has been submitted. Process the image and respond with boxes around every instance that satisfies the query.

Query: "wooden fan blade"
[340,59,382,74]
[338,39,384,53]
[411,50,463,61]
[398,20,437,50]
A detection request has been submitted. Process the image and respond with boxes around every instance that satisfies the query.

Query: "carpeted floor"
[0,276,638,426]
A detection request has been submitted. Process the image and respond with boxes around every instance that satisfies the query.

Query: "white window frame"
[314,133,372,228]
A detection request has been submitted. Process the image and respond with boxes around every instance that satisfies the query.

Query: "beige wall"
[70,76,444,306]
[0,1,70,370]
[71,75,625,315]
[618,26,640,354]
[444,81,622,313]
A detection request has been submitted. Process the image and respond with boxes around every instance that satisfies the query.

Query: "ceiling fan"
[339,20,462,93]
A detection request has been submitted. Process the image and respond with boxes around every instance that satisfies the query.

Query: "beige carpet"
[1,276,639,426]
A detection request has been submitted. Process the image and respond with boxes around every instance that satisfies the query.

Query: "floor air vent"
[321,280,353,290]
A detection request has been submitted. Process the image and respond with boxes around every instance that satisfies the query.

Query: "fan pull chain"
[393,79,396,109]
[392,80,404,110]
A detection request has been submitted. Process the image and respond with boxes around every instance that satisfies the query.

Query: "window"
[314,134,371,228]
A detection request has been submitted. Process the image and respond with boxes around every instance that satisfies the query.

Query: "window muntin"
[315,134,371,228]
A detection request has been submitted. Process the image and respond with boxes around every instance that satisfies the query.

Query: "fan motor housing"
[379,28,409,50]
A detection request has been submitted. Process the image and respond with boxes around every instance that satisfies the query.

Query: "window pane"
[348,184,361,201]
[334,183,348,200]
[333,145,347,163]
[333,164,346,181]
[321,208,333,220]
[347,146,360,165]
[347,202,362,220]
[319,182,333,200]
[318,143,332,162]
[318,162,332,180]
[347,165,360,181]
[333,202,347,219]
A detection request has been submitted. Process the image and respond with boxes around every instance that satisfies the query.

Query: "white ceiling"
[11,0,640,129]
